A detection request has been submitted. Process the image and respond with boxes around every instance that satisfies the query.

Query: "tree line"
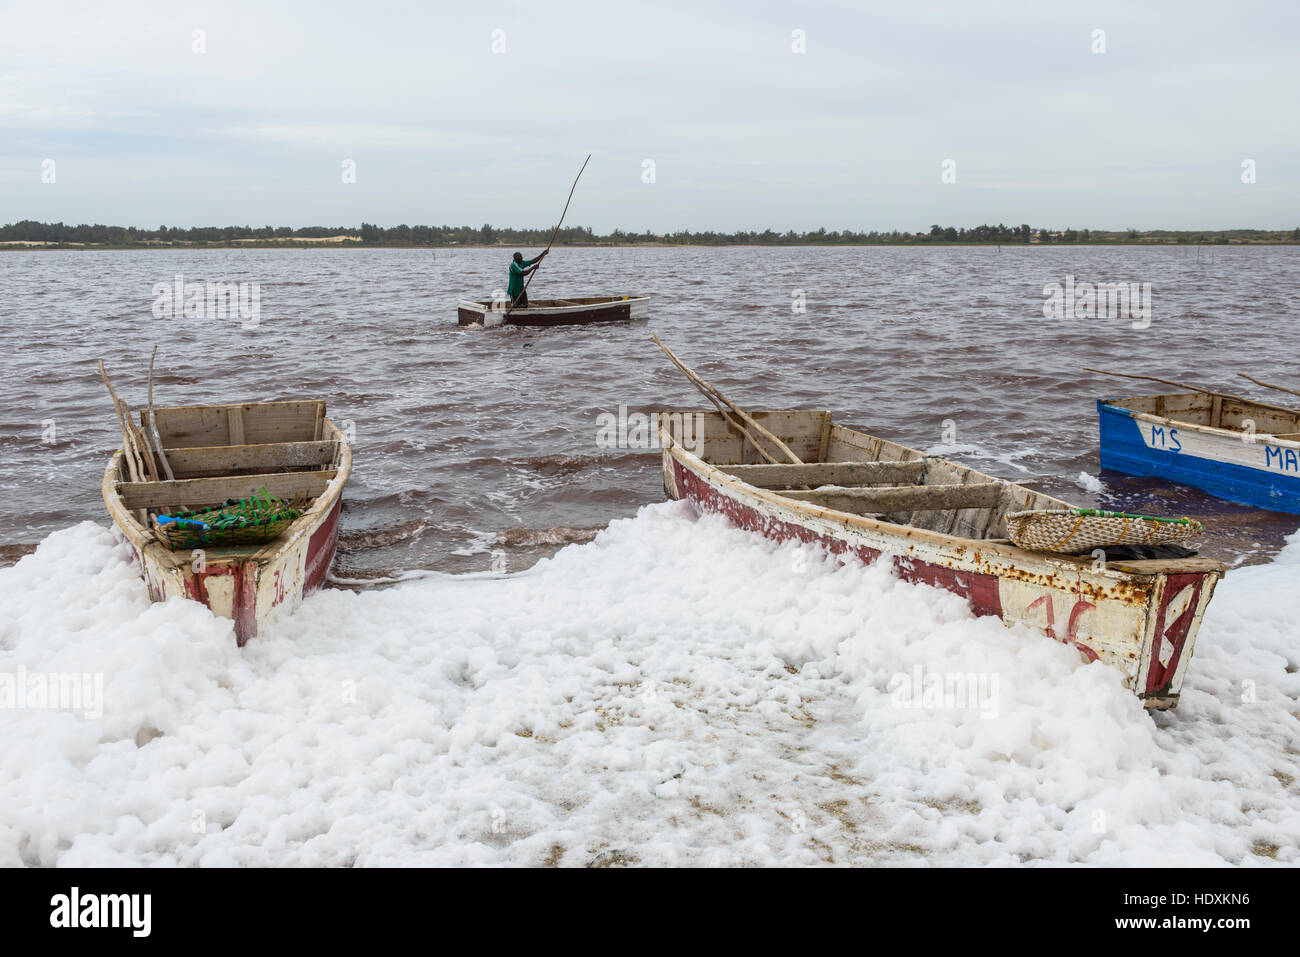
[3,219,1297,247]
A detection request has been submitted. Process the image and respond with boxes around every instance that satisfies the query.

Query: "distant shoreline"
[6,220,1297,250]
[3,240,1299,251]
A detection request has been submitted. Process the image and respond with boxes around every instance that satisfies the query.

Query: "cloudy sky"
[2,0,1297,232]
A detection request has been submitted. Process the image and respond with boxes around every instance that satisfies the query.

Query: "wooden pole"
[506,154,591,315]
[99,361,141,483]
[682,379,781,464]
[98,360,149,525]
[1238,372,1300,400]
[650,339,776,463]
[651,334,803,465]
[1083,367,1256,406]
[146,345,177,481]
[122,400,158,481]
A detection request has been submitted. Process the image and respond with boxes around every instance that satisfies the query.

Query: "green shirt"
[507,258,533,297]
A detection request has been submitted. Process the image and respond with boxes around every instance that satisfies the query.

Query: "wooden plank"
[929,461,965,535]
[778,482,1004,514]
[816,412,833,463]
[1217,401,1300,436]
[825,423,917,467]
[165,440,339,477]
[228,407,246,446]
[666,409,827,467]
[1102,557,1227,575]
[149,401,326,448]
[244,400,325,444]
[149,406,226,448]
[977,486,1013,537]
[723,460,926,488]
[118,469,338,510]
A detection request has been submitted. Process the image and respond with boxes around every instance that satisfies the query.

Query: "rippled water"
[2,245,1298,576]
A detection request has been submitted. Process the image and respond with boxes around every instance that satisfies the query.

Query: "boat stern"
[1133,566,1223,708]
[457,299,493,326]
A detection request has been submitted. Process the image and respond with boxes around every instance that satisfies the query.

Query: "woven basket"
[1005,509,1202,554]
[153,489,303,550]
[155,516,298,550]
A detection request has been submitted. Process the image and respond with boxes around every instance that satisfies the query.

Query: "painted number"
[1026,594,1099,661]
[272,570,287,606]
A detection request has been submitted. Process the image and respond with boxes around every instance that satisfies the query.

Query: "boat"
[1098,392,1300,514]
[102,399,352,644]
[657,407,1226,709]
[457,295,650,327]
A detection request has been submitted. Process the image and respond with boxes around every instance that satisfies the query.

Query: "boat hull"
[662,441,1222,709]
[123,495,342,645]
[457,296,649,327]
[1098,398,1300,513]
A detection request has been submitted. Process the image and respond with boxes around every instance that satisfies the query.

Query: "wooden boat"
[658,408,1226,709]
[102,399,352,644]
[1099,392,1300,514]
[457,295,649,327]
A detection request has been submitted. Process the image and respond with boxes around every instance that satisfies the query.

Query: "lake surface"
[2,244,1298,576]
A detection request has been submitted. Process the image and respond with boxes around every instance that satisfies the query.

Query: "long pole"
[98,360,149,525]
[146,345,177,482]
[99,361,142,482]
[1238,372,1300,400]
[1083,367,1254,405]
[651,334,804,465]
[506,154,591,314]
[1092,369,1294,416]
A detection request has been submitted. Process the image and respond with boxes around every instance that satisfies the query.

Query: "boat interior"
[463,296,640,309]
[108,400,347,552]
[661,409,1072,542]
[1105,392,1300,439]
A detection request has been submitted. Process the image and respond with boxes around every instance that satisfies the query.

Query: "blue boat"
[1098,392,1300,514]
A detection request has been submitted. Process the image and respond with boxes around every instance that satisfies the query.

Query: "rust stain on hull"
[657,414,1226,711]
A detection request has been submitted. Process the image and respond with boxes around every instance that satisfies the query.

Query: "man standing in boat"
[508,249,548,308]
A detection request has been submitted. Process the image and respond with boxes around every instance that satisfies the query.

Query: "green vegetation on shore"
[2,219,1298,249]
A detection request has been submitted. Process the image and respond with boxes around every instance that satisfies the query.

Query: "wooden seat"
[117,469,338,511]
[160,440,338,478]
[778,482,1004,515]
[722,460,925,488]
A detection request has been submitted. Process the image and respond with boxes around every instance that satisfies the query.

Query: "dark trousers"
[513,289,528,308]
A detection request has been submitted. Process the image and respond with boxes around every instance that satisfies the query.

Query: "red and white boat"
[658,408,1226,709]
[102,399,351,644]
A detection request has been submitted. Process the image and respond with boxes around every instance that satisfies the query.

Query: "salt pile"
[0,502,1296,866]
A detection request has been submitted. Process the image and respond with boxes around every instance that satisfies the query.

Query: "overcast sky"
[2,0,1297,232]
